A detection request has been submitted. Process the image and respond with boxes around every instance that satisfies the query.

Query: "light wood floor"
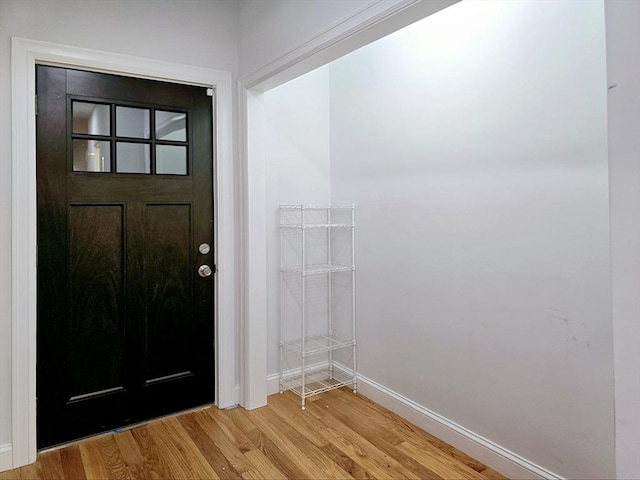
[0,388,508,479]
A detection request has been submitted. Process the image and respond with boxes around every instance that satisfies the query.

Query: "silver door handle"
[198,265,213,277]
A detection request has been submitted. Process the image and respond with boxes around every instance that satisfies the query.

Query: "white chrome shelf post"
[327,206,333,380]
[300,206,306,410]
[278,206,284,395]
[351,205,357,394]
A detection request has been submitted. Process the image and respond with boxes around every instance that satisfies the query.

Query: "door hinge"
[35,94,37,115]
[206,88,214,97]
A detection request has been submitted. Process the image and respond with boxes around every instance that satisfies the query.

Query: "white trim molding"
[240,88,268,410]
[0,444,12,472]
[10,37,236,469]
[240,0,459,90]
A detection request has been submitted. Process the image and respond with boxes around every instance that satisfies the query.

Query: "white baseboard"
[267,372,281,396]
[267,368,562,479]
[0,444,12,473]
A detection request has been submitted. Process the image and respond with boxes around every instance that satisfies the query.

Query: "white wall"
[329,1,613,478]
[0,0,239,449]
[605,0,640,478]
[264,66,332,374]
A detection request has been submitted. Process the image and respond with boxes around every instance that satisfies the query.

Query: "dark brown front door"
[36,65,215,448]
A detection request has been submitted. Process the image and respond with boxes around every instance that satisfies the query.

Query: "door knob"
[198,265,213,277]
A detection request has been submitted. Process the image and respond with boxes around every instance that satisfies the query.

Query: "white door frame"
[10,37,236,468]
[238,0,458,410]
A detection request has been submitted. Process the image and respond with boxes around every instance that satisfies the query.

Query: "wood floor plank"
[239,469,267,480]
[251,403,354,479]
[275,391,426,480]
[0,469,18,480]
[243,407,327,479]
[330,388,490,475]
[341,389,447,445]
[112,430,150,480]
[397,440,486,480]
[319,443,375,480]
[321,390,411,446]
[35,449,64,480]
[270,392,383,479]
[481,466,510,479]
[18,462,40,480]
[145,420,193,479]
[268,392,333,449]
[97,434,130,480]
[306,393,445,480]
[302,395,424,480]
[241,450,288,480]
[192,409,255,474]
[224,406,256,434]
[150,416,220,480]
[112,430,142,467]
[341,389,488,473]
[325,390,486,479]
[205,407,256,454]
[0,390,505,480]
[59,444,87,480]
[226,407,310,480]
[341,389,443,440]
[178,412,242,479]
[78,438,112,480]
[130,425,172,479]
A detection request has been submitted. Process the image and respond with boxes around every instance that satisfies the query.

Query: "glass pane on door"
[156,111,186,141]
[73,139,111,172]
[73,102,110,136]
[116,142,150,173]
[156,145,187,175]
[116,106,150,139]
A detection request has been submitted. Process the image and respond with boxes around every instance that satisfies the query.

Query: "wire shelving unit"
[279,205,357,409]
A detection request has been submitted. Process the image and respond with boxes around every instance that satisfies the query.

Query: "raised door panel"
[68,204,125,401]
[143,203,194,385]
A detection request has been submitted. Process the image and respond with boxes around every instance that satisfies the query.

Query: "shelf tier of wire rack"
[279,205,357,409]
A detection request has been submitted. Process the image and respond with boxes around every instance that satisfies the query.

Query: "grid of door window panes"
[71,101,188,175]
